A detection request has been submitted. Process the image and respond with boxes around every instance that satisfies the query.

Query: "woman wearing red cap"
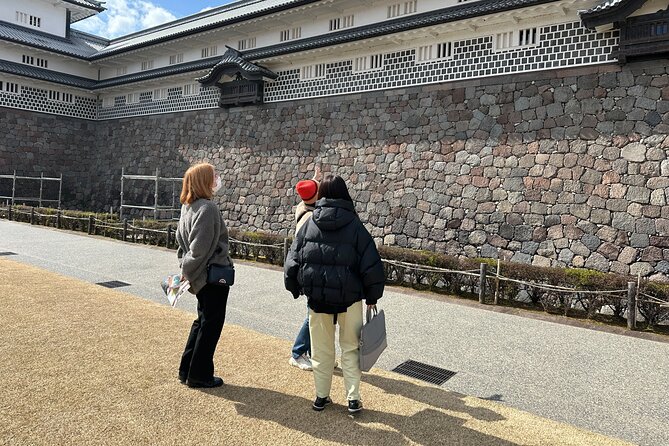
[289,168,321,371]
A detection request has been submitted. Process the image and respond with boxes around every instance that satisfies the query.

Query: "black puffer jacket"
[284,198,385,314]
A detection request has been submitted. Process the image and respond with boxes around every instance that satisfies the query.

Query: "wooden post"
[30,207,35,225]
[88,215,94,235]
[493,254,501,305]
[627,281,637,330]
[283,238,290,263]
[479,263,487,304]
[122,219,128,242]
[166,224,172,248]
[56,210,61,229]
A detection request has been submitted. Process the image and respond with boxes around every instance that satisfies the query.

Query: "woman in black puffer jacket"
[284,175,385,414]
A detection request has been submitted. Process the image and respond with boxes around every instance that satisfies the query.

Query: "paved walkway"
[2,220,667,445]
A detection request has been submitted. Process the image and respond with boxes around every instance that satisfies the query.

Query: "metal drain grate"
[96,280,131,289]
[0,252,17,256]
[392,360,456,385]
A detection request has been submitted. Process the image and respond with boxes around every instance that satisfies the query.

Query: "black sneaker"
[347,400,363,413]
[186,376,224,388]
[312,396,332,411]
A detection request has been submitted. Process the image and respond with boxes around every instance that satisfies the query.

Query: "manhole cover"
[96,280,131,289]
[0,252,17,256]
[392,360,456,385]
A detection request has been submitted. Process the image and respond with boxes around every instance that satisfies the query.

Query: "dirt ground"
[0,259,635,446]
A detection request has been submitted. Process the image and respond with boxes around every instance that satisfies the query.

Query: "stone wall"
[2,59,669,278]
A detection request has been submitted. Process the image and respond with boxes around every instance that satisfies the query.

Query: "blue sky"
[72,0,238,39]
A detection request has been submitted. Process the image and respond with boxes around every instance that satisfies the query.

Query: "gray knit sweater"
[176,199,232,294]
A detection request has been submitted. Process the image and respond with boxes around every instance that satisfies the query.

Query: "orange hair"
[180,163,215,204]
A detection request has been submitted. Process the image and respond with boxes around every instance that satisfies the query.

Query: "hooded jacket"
[284,198,385,314]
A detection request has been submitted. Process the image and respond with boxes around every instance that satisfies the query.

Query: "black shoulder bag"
[207,264,235,286]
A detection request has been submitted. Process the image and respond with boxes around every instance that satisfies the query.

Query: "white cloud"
[72,0,177,39]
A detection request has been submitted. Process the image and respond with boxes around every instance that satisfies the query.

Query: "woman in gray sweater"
[176,162,233,388]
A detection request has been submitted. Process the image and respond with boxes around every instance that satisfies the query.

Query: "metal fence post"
[30,207,35,225]
[479,263,487,304]
[627,281,637,330]
[166,224,172,248]
[8,204,12,221]
[56,210,61,229]
[88,215,94,235]
[122,219,128,242]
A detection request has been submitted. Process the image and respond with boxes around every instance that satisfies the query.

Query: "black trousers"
[179,284,229,383]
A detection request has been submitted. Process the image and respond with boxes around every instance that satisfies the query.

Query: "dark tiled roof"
[197,48,278,85]
[0,21,109,58]
[95,57,219,89]
[92,0,320,58]
[0,57,218,90]
[244,0,557,60]
[63,0,105,11]
[0,59,96,89]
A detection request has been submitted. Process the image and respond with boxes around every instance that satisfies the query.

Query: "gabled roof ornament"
[196,47,278,86]
[579,0,648,30]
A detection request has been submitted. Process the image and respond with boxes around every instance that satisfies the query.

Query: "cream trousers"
[309,300,363,401]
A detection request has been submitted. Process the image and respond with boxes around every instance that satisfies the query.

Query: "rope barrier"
[229,238,284,249]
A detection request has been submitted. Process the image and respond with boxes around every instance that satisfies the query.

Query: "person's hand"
[367,304,377,311]
[312,165,322,182]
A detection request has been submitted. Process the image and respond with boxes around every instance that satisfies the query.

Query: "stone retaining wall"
[2,59,669,278]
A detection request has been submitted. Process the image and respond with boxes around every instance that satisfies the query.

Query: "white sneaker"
[289,354,313,371]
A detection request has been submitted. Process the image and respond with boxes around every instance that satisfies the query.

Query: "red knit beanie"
[296,180,318,201]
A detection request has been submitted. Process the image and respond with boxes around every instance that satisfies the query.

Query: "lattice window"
[182,83,200,96]
[388,4,401,18]
[329,15,354,31]
[280,27,302,42]
[48,91,73,103]
[116,66,127,76]
[495,28,539,51]
[169,53,184,64]
[140,60,154,71]
[102,96,114,108]
[127,92,140,104]
[4,82,20,94]
[16,11,28,24]
[153,88,168,100]
[237,38,256,50]
[353,54,384,72]
[22,55,34,65]
[36,58,47,68]
[416,42,452,62]
[16,12,41,28]
[201,46,217,58]
[404,1,417,14]
[301,63,327,80]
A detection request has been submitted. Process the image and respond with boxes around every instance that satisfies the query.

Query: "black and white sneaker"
[312,396,332,411]
[347,400,363,413]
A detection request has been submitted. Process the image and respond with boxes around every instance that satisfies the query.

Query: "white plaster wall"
[0,44,97,78]
[0,0,67,37]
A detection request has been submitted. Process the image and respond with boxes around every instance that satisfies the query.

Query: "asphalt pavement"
[2,219,667,446]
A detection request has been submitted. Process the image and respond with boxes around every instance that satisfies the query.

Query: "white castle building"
[0,0,667,121]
